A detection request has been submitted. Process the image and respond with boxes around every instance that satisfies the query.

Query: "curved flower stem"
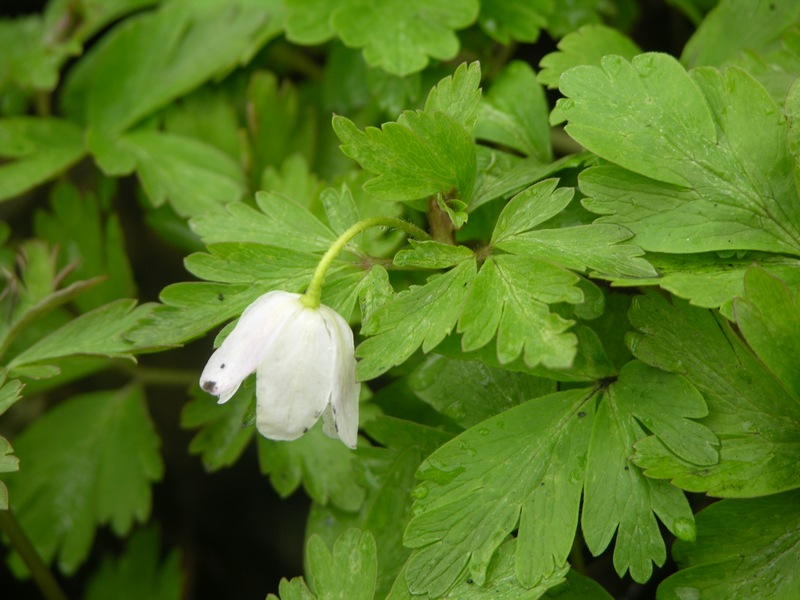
[301,217,431,309]
[0,509,68,600]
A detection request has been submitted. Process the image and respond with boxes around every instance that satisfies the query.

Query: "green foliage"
[258,421,366,512]
[0,373,21,509]
[404,388,594,595]
[659,491,800,599]
[84,527,182,600]
[2,1,800,599]
[0,117,85,202]
[268,529,378,600]
[333,63,479,204]
[556,53,800,256]
[629,290,800,497]
[5,385,162,575]
[285,0,478,76]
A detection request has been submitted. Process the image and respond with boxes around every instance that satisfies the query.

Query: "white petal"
[319,304,360,448]
[199,291,302,403]
[255,306,333,441]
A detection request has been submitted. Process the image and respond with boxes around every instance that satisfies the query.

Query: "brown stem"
[427,196,455,245]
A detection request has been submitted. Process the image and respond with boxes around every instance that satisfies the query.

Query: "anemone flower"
[200,291,359,448]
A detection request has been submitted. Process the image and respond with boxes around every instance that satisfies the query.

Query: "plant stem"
[301,217,431,309]
[0,509,68,600]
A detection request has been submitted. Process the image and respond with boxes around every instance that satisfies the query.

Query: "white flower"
[199,291,359,448]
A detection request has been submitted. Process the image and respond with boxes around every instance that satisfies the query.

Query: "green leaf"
[544,569,614,599]
[393,241,475,269]
[6,385,163,574]
[305,417,452,598]
[544,0,615,39]
[131,239,358,348]
[185,244,323,286]
[628,292,800,497]
[437,324,615,383]
[120,129,246,217]
[409,354,556,428]
[246,73,318,184]
[618,361,718,466]
[475,60,552,161]
[307,529,378,599]
[356,418,452,596]
[283,0,342,45]
[491,179,574,240]
[659,490,800,599]
[0,117,85,202]
[681,0,800,67]
[498,224,657,280]
[0,240,105,360]
[62,1,280,134]
[330,0,479,76]
[34,182,137,311]
[356,260,477,380]
[258,422,365,511]
[181,380,255,472]
[267,578,315,600]
[84,527,182,600]
[404,388,596,596]
[0,434,19,510]
[477,0,550,44]
[610,252,800,317]
[388,538,569,599]
[261,153,324,207]
[127,282,268,348]
[0,14,80,92]
[538,24,641,89]
[358,266,394,325]
[0,372,24,417]
[424,61,482,131]
[333,111,476,204]
[582,361,704,583]
[9,299,155,370]
[733,266,800,398]
[191,192,336,252]
[321,184,361,238]
[458,255,580,369]
[469,150,586,212]
[162,84,243,163]
[269,529,377,600]
[558,55,800,256]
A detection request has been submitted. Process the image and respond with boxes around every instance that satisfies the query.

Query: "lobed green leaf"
[5,385,163,574]
[404,388,596,596]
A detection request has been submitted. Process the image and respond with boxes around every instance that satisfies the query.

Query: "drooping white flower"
[199,291,359,448]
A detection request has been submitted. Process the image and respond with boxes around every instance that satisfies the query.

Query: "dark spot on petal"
[303,427,309,433]
[220,364,226,369]
[334,422,339,432]
[202,380,216,392]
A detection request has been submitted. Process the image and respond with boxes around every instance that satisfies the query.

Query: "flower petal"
[255,306,333,441]
[199,291,303,403]
[319,304,360,448]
